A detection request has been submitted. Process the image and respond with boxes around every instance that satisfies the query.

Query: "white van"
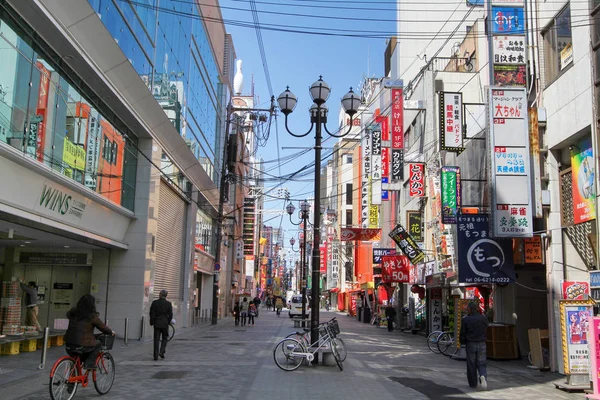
[288,294,310,319]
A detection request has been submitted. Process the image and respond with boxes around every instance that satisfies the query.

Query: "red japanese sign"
[391,88,403,149]
[377,115,389,141]
[409,163,425,197]
[381,255,411,283]
[320,244,327,274]
[339,228,382,241]
[382,147,389,178]
[562,281,590,300]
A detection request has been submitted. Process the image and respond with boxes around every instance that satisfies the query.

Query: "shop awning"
[329,288,340,293]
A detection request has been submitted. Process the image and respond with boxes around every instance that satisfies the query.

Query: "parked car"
[288,294,310,319]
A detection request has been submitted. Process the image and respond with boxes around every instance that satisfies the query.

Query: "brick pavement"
[0,308,588,399]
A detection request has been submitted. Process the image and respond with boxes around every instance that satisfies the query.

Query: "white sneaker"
[479,375,487,390]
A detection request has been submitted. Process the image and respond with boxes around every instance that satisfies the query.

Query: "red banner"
[382,147,389,178]
[320,244,327,274]
[391,88,403,149]
[381,255,411,283]
[409,163,425,197]
[377,115,390,141]
[340,228,382,241]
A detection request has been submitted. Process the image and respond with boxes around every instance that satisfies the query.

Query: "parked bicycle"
[426,330,444,354]
[273,319,343,371]
[49,334,116,400]
[436,331,458,356]
[286,317,346,361]
[167,319,176,342]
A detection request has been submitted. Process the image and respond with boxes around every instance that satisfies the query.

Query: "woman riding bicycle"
[64,295,114,369]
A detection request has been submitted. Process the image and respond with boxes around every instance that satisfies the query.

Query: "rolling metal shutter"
[155,180,187,300]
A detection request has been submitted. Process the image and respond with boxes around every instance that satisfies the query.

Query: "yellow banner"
[63,137,85,171]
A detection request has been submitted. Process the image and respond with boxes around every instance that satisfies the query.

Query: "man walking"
[253,295,261,317]
[459,302,489,390]
[150,290,173,361]
[19,278,42,331]
[385,303,397,332]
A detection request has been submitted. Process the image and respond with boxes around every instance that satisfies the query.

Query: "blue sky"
[220,0,396,255]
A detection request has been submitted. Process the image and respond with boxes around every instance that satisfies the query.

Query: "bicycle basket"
[329,320,340,337]
[98,334,115,350]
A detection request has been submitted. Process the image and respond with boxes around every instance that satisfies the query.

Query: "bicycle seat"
[65,344,85,354]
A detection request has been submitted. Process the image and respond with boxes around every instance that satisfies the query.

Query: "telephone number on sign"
[465,277,511,284]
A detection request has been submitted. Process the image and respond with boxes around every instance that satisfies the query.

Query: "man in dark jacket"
[253,296,261,317]
[385,304,397,332]
[150,290,173,361]
[459,302,489,390]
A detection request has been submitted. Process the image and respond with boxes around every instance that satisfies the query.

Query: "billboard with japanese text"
[439,92,463,152]
[391,88,403,149]
[389,223,425,265]
[409,163,425,197]
[381,255,411,283]
[441,166,461,224]
[406,211,423,242]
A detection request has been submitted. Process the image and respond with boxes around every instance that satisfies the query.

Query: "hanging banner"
[559,300,594,375]
[571,137,596,224]
[492,35,525,64]
[562,281,590,301]
[406,211,423,242]
[381,255,411,283]
[491,6,525,35]
[373,248,397,264]
[409,163,425,197]
[441,166,461,224]
[389,223,425,265]
[457,214,516,284]
[378,115,389,141]
[340,228,381,241]
[361,129,371,227]
[439,92,464,152]
[391,88,404,149]
[372,127,382,205]
[320,244,327,274]
[382,147,389,178]
[391,149,404,181]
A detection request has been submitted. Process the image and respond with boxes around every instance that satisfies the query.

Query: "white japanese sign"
[362,130,371,228]
[493,35,525,65]
[440,92,463,151]
[494,147,528,175]
[494,205,532,236]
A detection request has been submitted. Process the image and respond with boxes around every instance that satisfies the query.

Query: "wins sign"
[39,184,86,219]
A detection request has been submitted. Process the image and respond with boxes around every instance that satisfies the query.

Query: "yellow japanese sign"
[63,137,85,171]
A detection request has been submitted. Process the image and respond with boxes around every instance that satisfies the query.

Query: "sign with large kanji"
[381,255,410,283]
[391,88,404,149]
[389,223,425,265]
[441,166,461,224]
[409,163,425,197]
[406,211,423,242]
[439,92,463,152]
[391,149,404,181]
[457,214,516,284]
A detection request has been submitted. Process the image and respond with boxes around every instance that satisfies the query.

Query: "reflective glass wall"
[0,15,138,211]
[88,0,221,182]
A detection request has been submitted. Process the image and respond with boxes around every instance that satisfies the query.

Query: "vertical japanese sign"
[571,137,596,224]
[330,241,339,287]
[559,300,593,375]
[441,166,461,224]
[389,223,425,265]
[489,88,533,237]
[489,1,527,88]
[371,127,382,205]
[430,289,443,332]
[409,163,425,197]
[457,214,516,284]
[361,129,371,228]
[406,211,423,242]
[439,92,464,151]
[391,88,404,149]
[319,244,327,274]
[588,317,600,397]
[391,149,404,181]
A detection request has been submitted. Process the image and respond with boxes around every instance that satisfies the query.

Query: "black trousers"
[153,326,168,358]
[387,316,394,332]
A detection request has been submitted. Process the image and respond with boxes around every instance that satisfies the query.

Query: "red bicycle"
[49,334,116,400]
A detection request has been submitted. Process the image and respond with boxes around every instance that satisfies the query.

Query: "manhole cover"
[202,336,219,339]
[393,366,433,372]
[152,371,188,379]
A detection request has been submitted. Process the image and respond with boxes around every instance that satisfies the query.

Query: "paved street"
[0,309,587,400]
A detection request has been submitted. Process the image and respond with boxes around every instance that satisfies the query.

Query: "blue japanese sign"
[492,7,525,35]
[373,248,397,264]
[457,214,516,284]
[590,271,600,288]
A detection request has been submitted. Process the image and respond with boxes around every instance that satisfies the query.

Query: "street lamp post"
[278,77,360,356]
[287,201,311,320]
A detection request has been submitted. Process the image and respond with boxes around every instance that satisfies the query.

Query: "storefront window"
[195,209,214,255]
[0,18,137,211]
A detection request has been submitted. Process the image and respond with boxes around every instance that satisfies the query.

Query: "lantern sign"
[409,163,425,197]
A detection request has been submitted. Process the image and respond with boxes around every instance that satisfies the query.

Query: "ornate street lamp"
[287,200,311,320]
[278,77,360,356]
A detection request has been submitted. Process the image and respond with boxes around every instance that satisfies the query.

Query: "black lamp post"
[287,200,311,320]
[278,77,360,355]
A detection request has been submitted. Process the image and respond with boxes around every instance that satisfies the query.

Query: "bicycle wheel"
[333,337,347,362]
[286,332,310,348]
[427,331,443,354]
[437,332,458,356]
[93,352,115,395]
[167,323,175,341]
[49,358,78,400]
[331,339,344,371]
[273,338,305,371]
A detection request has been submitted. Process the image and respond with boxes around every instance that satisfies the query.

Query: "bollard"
[124,318,129,346]
[38,327,50,370]
[140,316,145,340]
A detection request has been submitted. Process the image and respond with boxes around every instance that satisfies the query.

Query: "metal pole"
[301,214,307,320]
[310,106,323,362]
[38,327,50,370]
[124,318,129,346]
[140,316,145,340]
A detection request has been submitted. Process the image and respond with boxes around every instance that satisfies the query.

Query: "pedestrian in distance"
[240,297,249,326]
[19,278,42,332]
[385,303,397,332]
[248,302,256,326]
[253,295,261,317]
[233,301,240,326]
[275,297,283,316]
[266,296,272,311]
[150,289,173,361]
[459,302,489,390]
[64,294,115,369]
